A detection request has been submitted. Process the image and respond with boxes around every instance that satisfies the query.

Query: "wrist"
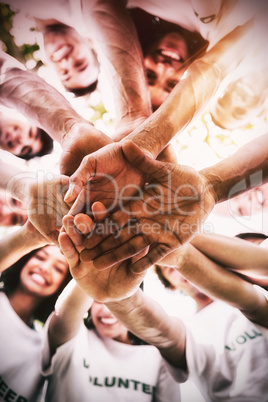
[61,121,113,152]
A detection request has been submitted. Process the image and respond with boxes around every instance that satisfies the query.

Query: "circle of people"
[0,1,268,401]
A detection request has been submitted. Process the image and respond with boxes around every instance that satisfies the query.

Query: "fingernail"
[64,186,75,202]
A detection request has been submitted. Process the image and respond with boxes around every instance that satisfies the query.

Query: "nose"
[58,58,73,79]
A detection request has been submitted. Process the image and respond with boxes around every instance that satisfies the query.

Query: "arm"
[106,289,187,369]
[0,57,113,175]
[200,133,268,203]
[124,20,254,157]
[59,224,186,368]
[159,243,268,328]
[81,0,151,134]
[48,279,93,354]
[0,159,71,244]
[0,221,48,271]
[191,233,268,278]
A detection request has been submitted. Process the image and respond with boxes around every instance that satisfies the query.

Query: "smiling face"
[43,26,100,90]
[144,32,189,110]
[19,246,69,298]
[0,114,43,157]
[91,302,129,343]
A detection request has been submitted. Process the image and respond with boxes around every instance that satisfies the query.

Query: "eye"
[146,69,157,84]
[34,254,45,261]
[53,265,65,274]
[165,79,178,92]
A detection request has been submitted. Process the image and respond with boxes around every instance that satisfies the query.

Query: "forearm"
[49,280,93,352]
[200,133,268,203]
[0,160,31,202]
[82,0,151,124]
[106,289,186,368]
[125,21,253,158]
[0,67,111,151]
[175,244,268,327]
[191,233,268,278]
[0,225,47,272]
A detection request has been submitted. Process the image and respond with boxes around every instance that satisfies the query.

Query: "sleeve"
[153,359,183,402]
[0,50,26,84]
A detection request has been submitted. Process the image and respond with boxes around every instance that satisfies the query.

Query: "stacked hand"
[59,203,147,302]
[70,141,216,273]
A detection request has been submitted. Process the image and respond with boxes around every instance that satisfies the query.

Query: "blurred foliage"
[0,2,43,70]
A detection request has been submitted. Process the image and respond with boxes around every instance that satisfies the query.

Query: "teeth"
[100,317,117,325]
[31,273,46,286]
[160,49,181,61]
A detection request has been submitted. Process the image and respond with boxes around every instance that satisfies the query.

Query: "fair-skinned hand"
[25,175,71,245]
[60,122,113,176]
[79,141,216,273]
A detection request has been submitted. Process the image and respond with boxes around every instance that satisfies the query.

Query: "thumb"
[122,141,166,179]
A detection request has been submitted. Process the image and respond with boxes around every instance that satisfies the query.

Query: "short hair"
[18,128,54,160]
[154,265,173,289]
[235,232,268,242]
[64,79,98,97]
[0,247,72,323]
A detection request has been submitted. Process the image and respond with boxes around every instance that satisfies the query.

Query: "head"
[155,265,211,303]
[43,24,100,95]
[0,245,71,322]
[0,190,28,226]
[210,70,268,130]
[0,112,53,159]
[224,183,268,217]
[130,9,208,111]
[86,301,130,344]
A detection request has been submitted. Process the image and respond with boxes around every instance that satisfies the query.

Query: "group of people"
[1,0,268,401]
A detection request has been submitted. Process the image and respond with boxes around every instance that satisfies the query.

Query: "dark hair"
[154,265,173,289]
[0,247,72,323]
[64,79,98,97]
[235,232,268,242]
[18,128,54,160]
[129,8,209,64]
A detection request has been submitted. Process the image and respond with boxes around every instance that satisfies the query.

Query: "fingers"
[74,213,95,235]
[62,215,85,252]
[121,141,169,179]
[82,234,150,270]
[92,201,109,222]
[59,232,79,269]
[64,155,95,203]
[130,243,176,273]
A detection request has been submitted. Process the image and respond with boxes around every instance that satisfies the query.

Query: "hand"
[59,213,146,302]
[23,219,50,248]
[25,174,71,245]
[64,141,148,214]
[80,141,216,273]
[60,122,113,176]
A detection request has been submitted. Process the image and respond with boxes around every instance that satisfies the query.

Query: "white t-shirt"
[165,301,268,401]
[0,292,45,402]
[127,0,264,48]
[41,319,181,402]
[4,0,87,36]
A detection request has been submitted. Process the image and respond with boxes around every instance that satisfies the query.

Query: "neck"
[195,294,214,312]
[8,288,42,327]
